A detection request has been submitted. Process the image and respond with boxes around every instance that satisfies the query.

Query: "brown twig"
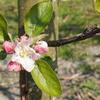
[47,26,100,47]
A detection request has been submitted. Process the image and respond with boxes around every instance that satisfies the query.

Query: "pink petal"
[20,35,28,43]
[20,35,31,46]
[34,46,48,54]
[3,41,16,54]
[7,61,21,72]
[31,53,41,60]
[34,41,48,54]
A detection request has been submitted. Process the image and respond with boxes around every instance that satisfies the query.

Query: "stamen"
[20,48,28,57]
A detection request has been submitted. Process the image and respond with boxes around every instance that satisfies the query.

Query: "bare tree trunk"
[18,0,27,100]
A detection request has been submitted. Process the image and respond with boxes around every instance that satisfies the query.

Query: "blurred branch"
[60,73,81,81]
[52,0,59,65]
[47,25,100,47]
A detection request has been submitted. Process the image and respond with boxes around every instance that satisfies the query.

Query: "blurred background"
[0,0,100,100]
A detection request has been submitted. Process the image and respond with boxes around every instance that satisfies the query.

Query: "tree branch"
[47,26,100,47]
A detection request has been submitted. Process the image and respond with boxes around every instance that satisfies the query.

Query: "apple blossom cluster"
[2,35,48,72]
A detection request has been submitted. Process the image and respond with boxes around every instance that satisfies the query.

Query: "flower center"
[20,48,28,57]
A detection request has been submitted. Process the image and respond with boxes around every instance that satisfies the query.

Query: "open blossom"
[10,36,40,72]
[3,41,16,54]
[34,41,48,54]
[4,35,48,72]
[7,61,21,72]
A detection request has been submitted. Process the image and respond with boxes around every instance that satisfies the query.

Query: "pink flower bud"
[3,41,16,54]
[7,61,21,72]
[34,41,48,54]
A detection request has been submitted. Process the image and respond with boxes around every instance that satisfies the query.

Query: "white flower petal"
[18,57,35,72]
[11,54,20,62]
[20,37,32,46]
[25,38,32,46]
[37,41,48,48]
[14,44,22,55]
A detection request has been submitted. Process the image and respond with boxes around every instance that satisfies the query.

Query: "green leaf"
[41,56,53,65]
[24,1,53,36]
[0,50,7,60]
[31,59,62,96]
[94,0,100,12]
[41,56,56,70]
[0,14,10,41]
